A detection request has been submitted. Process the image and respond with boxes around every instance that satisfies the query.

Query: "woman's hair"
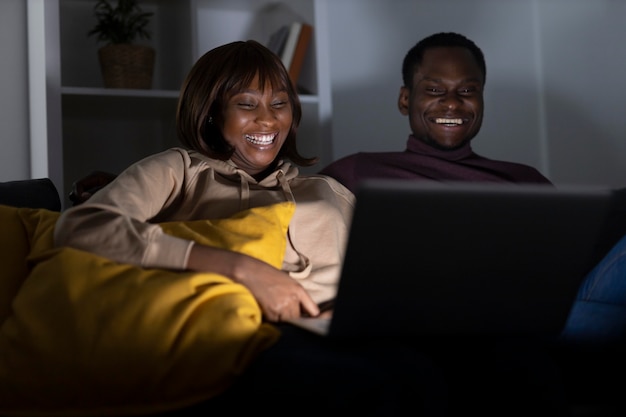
[176,39,318,167]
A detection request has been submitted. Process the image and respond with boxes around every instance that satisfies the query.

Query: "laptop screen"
[327,180,611,339]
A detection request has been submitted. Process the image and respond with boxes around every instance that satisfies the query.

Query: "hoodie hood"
[189,151,300,212]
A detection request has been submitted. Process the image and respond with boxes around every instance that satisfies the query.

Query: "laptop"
[287,180,612,339]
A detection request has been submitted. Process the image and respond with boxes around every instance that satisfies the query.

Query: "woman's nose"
[255,106,277,124]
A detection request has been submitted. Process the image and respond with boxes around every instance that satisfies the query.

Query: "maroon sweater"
[318,135,552,193]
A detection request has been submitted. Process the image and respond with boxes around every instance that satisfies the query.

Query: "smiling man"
[317,32,566,416]
[318,31,551,190]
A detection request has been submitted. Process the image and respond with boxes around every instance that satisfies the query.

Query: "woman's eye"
[272,100,287,108]
[238,102,255,109]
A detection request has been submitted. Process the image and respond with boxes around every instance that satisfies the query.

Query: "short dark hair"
[176,39,317,167]
[402,32,486,89]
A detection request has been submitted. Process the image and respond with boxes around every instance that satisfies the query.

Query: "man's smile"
[433,117,465,126]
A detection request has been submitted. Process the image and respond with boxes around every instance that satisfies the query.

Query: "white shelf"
[61,86,181,99]
[61,86,319,104]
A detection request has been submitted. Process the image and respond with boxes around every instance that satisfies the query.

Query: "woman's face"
[221,74,292,178]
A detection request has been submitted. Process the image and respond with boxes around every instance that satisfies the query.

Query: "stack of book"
[267,22,313,89]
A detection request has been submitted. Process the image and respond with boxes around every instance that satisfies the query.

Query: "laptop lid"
[323,180,611,340]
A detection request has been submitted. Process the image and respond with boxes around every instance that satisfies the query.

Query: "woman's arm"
[54,149,195,270]
[187,244,320,321]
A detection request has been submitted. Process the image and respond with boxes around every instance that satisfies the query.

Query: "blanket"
[0,202,295,416]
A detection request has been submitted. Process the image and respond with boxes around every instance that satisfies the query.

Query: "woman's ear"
[398,86,410,116]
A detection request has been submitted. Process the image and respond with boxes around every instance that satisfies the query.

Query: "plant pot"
[98,44,155,89]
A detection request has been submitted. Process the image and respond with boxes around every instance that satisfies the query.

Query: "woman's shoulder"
[138,148,235,174]
[136,147,192,165]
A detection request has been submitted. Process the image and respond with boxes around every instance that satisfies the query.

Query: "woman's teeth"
[246,134,275,145]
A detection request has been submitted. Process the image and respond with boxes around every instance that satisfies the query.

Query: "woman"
[54,40,354,322]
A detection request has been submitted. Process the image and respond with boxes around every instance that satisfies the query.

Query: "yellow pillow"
[159,201,293,269]
[0,202,295,416]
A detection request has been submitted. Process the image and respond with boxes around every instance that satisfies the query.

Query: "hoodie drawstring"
[276,171,312,278]
[238,175,251,212]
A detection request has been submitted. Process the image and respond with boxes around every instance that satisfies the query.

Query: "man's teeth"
[245,134,275,145]
[435,118,463,125]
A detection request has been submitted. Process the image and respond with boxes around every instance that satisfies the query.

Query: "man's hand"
[68,170,117,205]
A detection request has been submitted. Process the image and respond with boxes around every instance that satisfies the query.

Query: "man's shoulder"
[319,152,360,169]
[482,157,552,184]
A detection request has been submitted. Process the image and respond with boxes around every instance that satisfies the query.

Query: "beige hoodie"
[54,147,355,304]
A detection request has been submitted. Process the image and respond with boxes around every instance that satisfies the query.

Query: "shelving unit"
[30,0,332,208]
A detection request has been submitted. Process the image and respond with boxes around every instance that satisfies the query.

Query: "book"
[269,21,314,87]
[287,22,313,87]
[266,24,290,57]
[280,22,303,73]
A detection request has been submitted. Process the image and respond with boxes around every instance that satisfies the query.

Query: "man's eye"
[459,87,478,95]
[426,88,444,95]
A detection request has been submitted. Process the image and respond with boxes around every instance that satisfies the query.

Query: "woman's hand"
[187,244,319,322]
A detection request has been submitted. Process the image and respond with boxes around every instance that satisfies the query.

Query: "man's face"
[398,46,484,150]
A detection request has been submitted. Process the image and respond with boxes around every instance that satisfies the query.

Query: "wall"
[327,0,626,188]
[0,0,30,181]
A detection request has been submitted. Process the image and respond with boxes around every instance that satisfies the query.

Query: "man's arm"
[68,170,118,205]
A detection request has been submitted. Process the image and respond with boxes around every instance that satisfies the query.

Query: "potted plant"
[88,0,155,89]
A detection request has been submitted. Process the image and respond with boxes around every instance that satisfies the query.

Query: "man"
[319,32,550,190]
[319,31,626,346]
[318,31,624,415]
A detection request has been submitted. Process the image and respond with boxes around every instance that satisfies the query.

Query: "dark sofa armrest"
[0,178,61,211]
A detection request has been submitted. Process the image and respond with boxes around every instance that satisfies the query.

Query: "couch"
[0,177,290,416]
[1,178,624,417]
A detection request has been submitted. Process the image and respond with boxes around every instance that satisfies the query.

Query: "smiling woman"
[47,39,386,413]
[55,39,354,322]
